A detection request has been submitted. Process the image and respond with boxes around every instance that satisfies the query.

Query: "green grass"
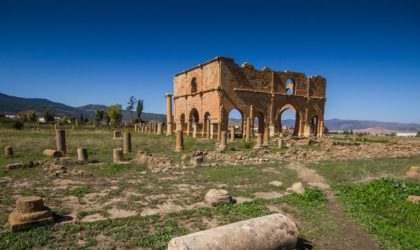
[66,186,92,197]
[307,155,420,184]
[0,189,332,250]
[335,179,420,249]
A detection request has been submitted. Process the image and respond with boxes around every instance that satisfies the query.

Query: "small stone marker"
[175,130,184,152]
[230,126,235,142]
[113,130,122,139]
[123,132,132,153]
[43,149,63,158]
[263,127,269,146]
[167,213,298,250]
[204,189,232,206]
[4,146,13,158]
[219,131,227,151]
[113,148,123,162]
[269,181,283,187]
[55,129,66,153]
[8,196,54,232]
[77,148,88,162]
[254,133,263,149]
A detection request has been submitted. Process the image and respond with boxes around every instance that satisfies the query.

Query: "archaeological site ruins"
[166,56,326,139]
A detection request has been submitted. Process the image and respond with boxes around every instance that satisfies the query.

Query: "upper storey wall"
[173,60,220,97]
[220,59,326,98]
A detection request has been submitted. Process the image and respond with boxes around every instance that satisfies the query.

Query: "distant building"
[396,132,417,137]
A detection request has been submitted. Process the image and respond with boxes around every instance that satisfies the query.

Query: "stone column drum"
[77,148,88,162]
[55,129,66,153]
[167,213,298,250]
[8,196,54,232]
[175,130,184,152]
[113,148,123,162]
[113,130,122,139]
[123,132,132,153]
[254,133,263,149]
[219,131,227,151]
[4,146,13,158]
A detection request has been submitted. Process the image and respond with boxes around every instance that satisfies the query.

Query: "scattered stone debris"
[407,195,420,204]
[8,196,54,232]
[406,166,420,180]
[204,189,233,206]
[269,181,283,187]
[137,150,176,169]
[287,182,305,194]
[189,151,204,166]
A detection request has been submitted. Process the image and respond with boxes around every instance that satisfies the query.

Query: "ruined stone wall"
[171,56,327,137]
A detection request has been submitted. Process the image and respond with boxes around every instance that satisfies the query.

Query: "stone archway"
[276,104,300,137]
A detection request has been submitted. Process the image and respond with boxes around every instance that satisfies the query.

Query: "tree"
[417,132,420,137]
[95,110,104,122]
[43,108,55,123]
[106,104,123,126]
[62,116,69,124]
[136,99,144,122]
[16,112,27,122]
[79,113,85,124]
[27,110,38,122]
[127,96,136,123]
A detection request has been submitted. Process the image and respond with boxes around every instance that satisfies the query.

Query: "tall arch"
[276,104,300,136]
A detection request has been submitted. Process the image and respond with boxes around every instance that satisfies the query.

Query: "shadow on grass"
[295,237,314,249]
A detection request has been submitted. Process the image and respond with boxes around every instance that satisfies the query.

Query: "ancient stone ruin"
[166,56,326,138]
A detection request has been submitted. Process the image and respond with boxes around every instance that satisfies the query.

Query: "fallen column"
[168,213,298,250]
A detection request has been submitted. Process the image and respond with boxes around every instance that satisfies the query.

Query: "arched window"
[286,79,294,95]
[191,77,197,94]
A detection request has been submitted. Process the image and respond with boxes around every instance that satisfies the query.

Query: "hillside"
[0,92,419,131]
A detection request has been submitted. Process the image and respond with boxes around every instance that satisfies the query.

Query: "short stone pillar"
[123,132,132,153]
[263,127,269,146]
[192,123,197,138]
[219,131,227,151]
[4,146,13,158]
[277,138,286,149]
[55,129,66,153]
[77,148,88,162]
[217,122,222,141]
[175,130,184,152]
[245,117,251,142]
[113,148,123,162]
[113,130,122,139]
[157,123,163,135]
[168,213,298,250]
[8,196,54,232]
[166,93,174,136]
[230,127,235,142]
[206,120,211,139]
[254,133,263,149]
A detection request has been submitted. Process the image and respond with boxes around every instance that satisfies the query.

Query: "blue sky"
[0,0,419,123]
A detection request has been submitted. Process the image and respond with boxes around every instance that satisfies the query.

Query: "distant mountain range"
[0,92,419,132]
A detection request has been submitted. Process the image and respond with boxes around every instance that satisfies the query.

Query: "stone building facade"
[166,56,326,138]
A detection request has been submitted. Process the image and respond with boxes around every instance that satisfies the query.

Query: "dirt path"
[287,162,378,250]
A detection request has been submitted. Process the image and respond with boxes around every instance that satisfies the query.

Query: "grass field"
[0,126,419,249]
